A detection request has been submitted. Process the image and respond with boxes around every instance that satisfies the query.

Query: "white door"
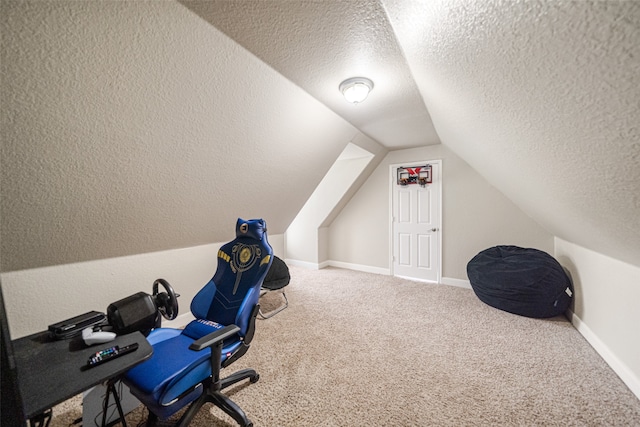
[391,161,441,282]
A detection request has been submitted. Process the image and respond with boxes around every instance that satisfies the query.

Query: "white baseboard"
[285,260,472,287]
[569,309,640,400]
[284,259,390,275]
[284,258,322,270]
[441,277,472,289]
[391,274,437,284]
[325,260,390,276]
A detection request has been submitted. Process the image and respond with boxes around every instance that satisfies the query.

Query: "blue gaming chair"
[124,218,273,427]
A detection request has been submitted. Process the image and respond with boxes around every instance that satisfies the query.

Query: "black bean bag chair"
[467,246,572,318]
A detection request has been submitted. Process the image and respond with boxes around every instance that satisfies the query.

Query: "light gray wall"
[1,234,284,339]
[285,142,380,266]
[555,238,640,397]
[328,144,554,280]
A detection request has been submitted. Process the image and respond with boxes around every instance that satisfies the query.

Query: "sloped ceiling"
[0,1,366,271]
[2,0,639,272]
[179,0,440,149]
[383,0,640,268]
[182,0,640,268]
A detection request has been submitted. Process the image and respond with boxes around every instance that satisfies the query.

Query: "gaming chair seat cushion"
[124,323,242,419]
[466,246,572,318]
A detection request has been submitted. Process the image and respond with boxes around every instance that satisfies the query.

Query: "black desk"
[12,330,152,422]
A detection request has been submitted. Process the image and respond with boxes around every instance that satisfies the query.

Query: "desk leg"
[100,380,128,427]
[29,409,52,427]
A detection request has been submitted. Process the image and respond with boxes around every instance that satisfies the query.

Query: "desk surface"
[12,330,152,419]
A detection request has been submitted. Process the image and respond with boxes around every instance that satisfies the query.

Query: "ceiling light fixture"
[339,77,374,104]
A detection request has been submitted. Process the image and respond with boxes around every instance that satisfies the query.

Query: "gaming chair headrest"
[236,218,267,241]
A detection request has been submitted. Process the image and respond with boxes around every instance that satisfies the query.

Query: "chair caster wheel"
[250,373,260,383]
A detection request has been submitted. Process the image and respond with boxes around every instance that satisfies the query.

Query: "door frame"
[388,159,443,283]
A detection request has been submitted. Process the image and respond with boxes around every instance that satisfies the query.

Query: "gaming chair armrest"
[189,324,241,351]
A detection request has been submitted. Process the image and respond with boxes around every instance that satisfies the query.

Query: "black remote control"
[86,343,139,368]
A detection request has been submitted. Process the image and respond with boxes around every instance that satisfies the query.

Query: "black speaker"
[107,292,158,336]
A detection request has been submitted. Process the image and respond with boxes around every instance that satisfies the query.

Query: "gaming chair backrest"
[190,218,272,335]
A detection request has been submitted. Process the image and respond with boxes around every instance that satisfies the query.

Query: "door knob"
[431,228,439,232]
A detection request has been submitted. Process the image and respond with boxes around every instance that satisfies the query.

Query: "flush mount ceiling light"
[339,77,374,104]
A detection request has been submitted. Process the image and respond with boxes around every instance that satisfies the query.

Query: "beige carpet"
[50,266,640,426]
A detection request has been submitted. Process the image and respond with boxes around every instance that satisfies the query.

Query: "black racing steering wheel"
[152,278,179,321]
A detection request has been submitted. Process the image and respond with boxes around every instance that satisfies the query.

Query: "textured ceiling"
[180,0,640,268]
[2,0,639,273]
[179,0,440,150]
[385,0,640,267]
